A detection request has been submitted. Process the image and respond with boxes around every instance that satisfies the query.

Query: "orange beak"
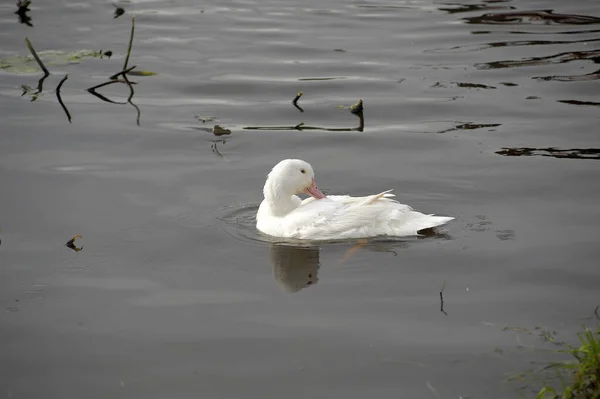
[304,178,326,199]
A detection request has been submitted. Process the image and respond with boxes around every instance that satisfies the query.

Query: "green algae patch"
[0,49,109,74]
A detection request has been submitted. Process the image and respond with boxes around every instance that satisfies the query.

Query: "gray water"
[1,1,599,398]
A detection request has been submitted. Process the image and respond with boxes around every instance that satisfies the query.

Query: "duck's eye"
[300,169,306,174]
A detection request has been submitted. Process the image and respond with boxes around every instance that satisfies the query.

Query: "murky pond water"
[1,1,599,398]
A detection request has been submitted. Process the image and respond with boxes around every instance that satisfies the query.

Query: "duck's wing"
[281,198,343,237]
[286,191,418,239]
[300,190,397,206]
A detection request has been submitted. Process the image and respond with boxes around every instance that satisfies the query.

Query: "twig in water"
[109,65,137,80]
[595,304,599,321]
[55,74,71,123]
[24,37,50,101]
[25,37,49,76]
[292,91,304,112]
[243,122,362,132]
[122,16,135,71]
[440,280,448,315]
[245,97,365,132]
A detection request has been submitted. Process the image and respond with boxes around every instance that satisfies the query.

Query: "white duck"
[256,159,454,240]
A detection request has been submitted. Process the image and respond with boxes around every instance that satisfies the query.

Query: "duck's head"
[265,159,326,200]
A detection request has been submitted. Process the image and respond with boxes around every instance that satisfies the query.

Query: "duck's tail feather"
[400,215,454,235]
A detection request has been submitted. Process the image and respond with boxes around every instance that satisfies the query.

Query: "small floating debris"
[438,122,500,134]
[292,91,304,112]
[114,5,125,19]
[194,115,216,124]
[432,82,496,89]
[456,82,496,89]
[455,122,499,130]
[65,234,83,252]
[439,280,448,316]
[15,0,33,27]
[212,125,231,136]
[128,70,157,76]
[349,98,363,115]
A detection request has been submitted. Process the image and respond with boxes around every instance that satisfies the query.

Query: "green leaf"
[128,70,157,76]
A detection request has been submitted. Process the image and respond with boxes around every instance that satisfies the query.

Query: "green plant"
[537,326,600,399]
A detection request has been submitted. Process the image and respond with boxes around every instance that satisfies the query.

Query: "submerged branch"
[55,74,71,123]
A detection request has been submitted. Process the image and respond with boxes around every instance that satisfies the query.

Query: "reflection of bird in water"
[269,245,320,293]
[268,230,449,292]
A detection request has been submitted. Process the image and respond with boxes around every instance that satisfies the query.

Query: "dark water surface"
[1,1,599,398]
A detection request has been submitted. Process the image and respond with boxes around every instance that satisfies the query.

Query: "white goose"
[256,159,454,240]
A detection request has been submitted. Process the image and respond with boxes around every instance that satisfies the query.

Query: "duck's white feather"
[256,159,454,240]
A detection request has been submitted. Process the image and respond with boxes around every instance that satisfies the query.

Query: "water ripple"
[497,147,600,160]
[464,10,600,25]
[475,49,600,69]
[427,37,600,53]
